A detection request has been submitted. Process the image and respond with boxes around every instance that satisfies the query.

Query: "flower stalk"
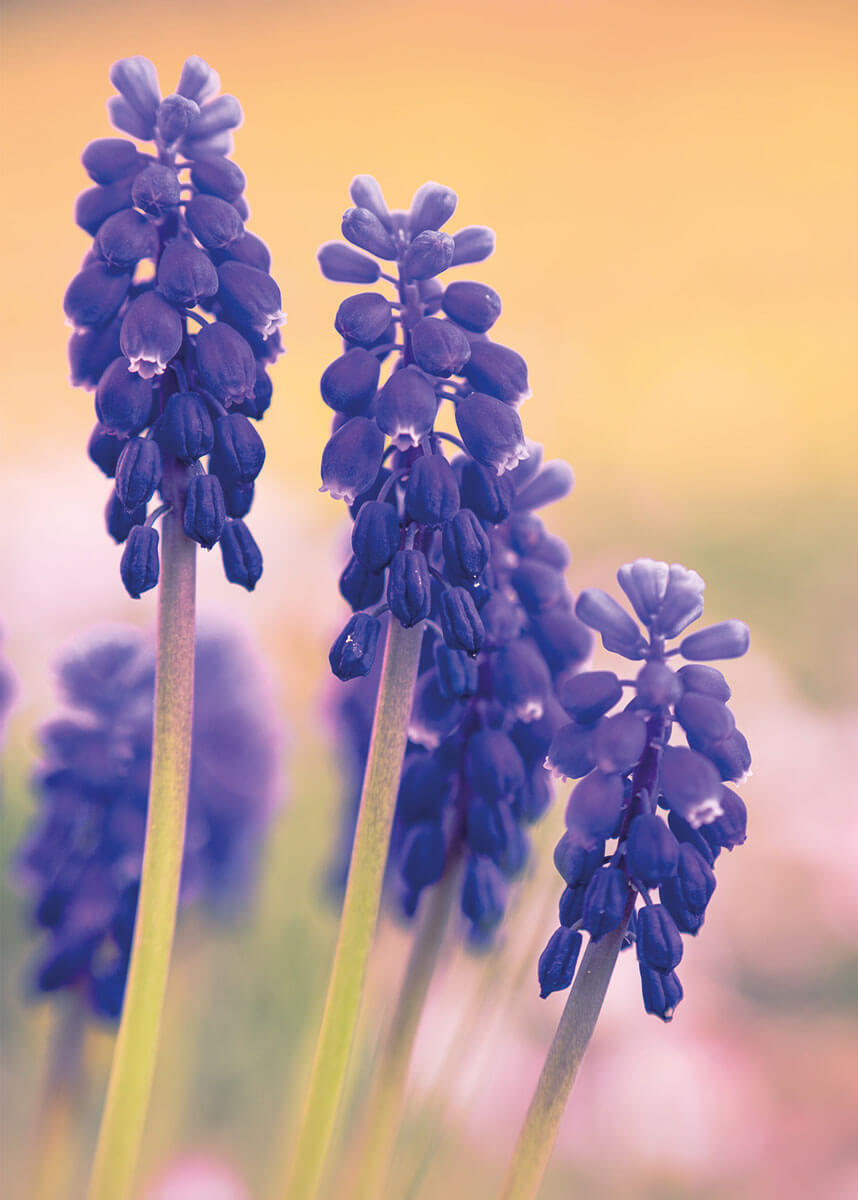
[86,499,196,1200]
[499,924,626,1200]
[283,617,423,1200]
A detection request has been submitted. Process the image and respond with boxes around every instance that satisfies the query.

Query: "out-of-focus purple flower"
[0,633,16,747]
[14,625,280,1021]
[540,559,750,1019]
[69,56,284,597]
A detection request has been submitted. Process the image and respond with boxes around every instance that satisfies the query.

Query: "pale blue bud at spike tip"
[70,55,282,591]
[540,558,751,1017]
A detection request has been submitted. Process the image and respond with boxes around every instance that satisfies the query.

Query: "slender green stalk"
[86,504,196,1200]
[28,997,86,1200]
[349,862,460,1200]
[499,925,626,1200]
[282,618,424,1200]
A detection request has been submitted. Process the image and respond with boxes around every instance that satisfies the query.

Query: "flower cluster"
[65,56,283,597]
[16,627,279,1019]
[319,176,597,938]
[537,559,750,1019]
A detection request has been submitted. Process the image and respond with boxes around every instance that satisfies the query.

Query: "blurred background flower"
[1,0,856,1197]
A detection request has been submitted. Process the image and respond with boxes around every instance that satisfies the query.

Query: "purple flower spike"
[540,559,751,1016]
[320,178,591,942]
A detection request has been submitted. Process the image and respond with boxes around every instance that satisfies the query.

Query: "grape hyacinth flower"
[16,626,279,1020]
[499,562,751,1200]
[285,177,589,1200]
[67,57,280,1200]
[68,55,282,597]
[332,453,593,941]
[538,558,750,1019]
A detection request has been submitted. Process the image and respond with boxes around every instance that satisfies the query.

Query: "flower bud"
[349,175,390,225]
[351,501,400,572]
[450,225,495,266]
[105,490,147,543]
[189,155,245,201]
[221,478,254,519]
[625,813,680,886]
[558,671,623,726]
[88,424,124,477]
[213,413,265,484]
[707,729,751,782]
[411,318,471,377]
[109,56,160,131]
[538,926,582,998]
[375,367,438,448]
[186,94,242,140]
[660,746,723,829]
[565,770,624,842]
[317,241,381,283]
[680,620,750,661]
[434,644,479,699]
[183,473,226,548]
[465,730,525,801]
[64,264,131,328]
[456,392,528,475]
[652,563,705,638]
[462,855,506,935]
[75,180,134,236]
[441,281,502,332]
[156,93,200,144]
[491,641,551,722]
[329,612,381,680]
[120,291,183,378]
[219,518,263,590]
[400,822,446,891]
[635,904,684,972]
[676,664,731,701]
[334,293,393,347]
[593,711,647,774]
[320,349,380,416]
[553,831,605,886]
[95,357,153,435]
[157,239,219,305]
[341,206,397,259]
[387,549,431,627]
[114,437,161,511]
[639,964,683,1021]
[408,181,457,234]
[459,459,514,523]
[339,556,385,611]
[69,319,122,389]
[440,586,485,654]
[463,341,529,406]
[95,209,159,270]
[160,391,214,462]
[404,453,460,526]
[402,230,455,280]
[513,460,575,510]
[442,508,490,580]
[177,55,220,104]
[530,608,592,674]
[660,844,716,929]
[223,232,271,273]
[81,138,140,185]
[575,588,647,658]
[185,194,243,250]
[581,866,628,940]
[119,524,159,597]
[195,322,256,405]
[675,692,735,750]
[217,261,284,339]
[320,416,385,504]
[131,164,181,216]
[546,723,596,780]
[701,786,747,851]
[635,661,682,708]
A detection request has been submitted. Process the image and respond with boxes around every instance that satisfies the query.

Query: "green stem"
[499,925,626,1200]
[282,618,424,1200]
[349,862,460,1200]
[28,997,87,1200]
[86,504,196,1200]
